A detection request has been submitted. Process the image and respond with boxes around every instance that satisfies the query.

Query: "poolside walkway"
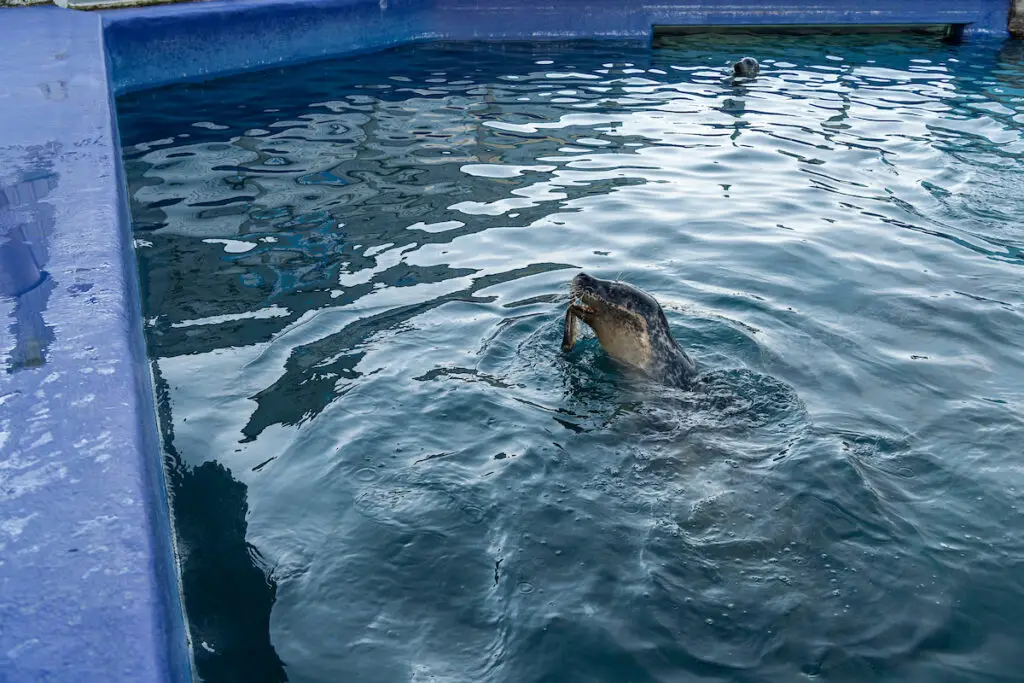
[0,7,189,682]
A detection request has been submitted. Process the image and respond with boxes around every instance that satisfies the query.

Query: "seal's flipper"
[561,306,579,352]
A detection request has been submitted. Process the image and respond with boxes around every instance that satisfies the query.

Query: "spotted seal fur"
[561,272,697,387]
[731,57,760,79]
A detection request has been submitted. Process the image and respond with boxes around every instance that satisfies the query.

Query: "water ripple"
[118,34,1024,683]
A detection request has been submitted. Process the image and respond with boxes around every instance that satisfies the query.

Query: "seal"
[731,57,760,79]
[561,272,697,387]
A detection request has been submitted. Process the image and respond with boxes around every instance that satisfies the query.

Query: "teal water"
[117,34,1024,683]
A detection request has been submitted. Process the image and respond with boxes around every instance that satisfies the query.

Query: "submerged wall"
[103,0,438,94]
[0,0,1016,682]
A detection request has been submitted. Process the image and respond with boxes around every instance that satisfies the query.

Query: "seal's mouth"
[569,279,600,316]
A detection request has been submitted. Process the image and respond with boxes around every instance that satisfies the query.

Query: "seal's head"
[564,272,697,386]
[732,57,760,79]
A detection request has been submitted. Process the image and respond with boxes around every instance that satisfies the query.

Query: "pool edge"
[0,7,193,683]
[101,20,198,683]
[101,0,1014,94]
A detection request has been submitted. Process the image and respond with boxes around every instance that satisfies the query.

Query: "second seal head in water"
[732,57,760,79]
[561,272,697,386]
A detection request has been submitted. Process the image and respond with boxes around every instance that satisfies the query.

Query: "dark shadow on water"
[154,358,288,683]
[240,262,573,442]
[169,456,289,683]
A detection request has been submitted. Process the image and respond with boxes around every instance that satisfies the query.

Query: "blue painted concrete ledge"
[0,7,190,683]
[0,0,1015,680]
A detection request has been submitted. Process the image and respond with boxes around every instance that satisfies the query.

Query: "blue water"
[116,34,1024,683]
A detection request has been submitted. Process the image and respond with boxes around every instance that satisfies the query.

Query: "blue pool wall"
[105,0,1015,94]
[0,0,1015,681]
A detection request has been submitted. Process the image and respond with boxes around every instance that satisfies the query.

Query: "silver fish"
[561,305,578,352]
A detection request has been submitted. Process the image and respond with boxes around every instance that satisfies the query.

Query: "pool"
[114,33,1024,682]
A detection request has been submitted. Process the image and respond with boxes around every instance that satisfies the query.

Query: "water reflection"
[0,162,59,373]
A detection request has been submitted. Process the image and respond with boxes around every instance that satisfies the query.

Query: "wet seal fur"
[731,57,760,79]
[562,272,697,387]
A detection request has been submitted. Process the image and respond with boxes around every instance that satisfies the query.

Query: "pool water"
[117,34,1024,683]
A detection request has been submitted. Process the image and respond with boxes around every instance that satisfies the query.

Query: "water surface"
[117,34,1024,683]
